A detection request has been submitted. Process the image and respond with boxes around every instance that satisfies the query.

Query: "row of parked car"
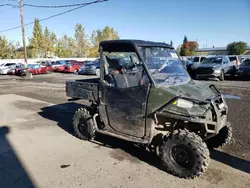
[181,55,250,81]
[1,55,249,81]
[0,59,101,76]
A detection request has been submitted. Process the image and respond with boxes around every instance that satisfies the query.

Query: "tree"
[74,23,89,57]
[89,26,119,57]
[55,35,76,57]
[170,40,173,46]
[183,36,188,44]
[29,19,43,57]
[180,41,199,56]
[50,32,57,55]
[227,41,247,55]
[0,36,10,59]
[0,36,21,59]
[43,26,51,57]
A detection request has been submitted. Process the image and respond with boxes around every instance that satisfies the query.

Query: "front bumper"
[196,72,220,79]
[157,86,228,136]
[78,68,96,75]
[238,72,250,77]
[0,70,9,75]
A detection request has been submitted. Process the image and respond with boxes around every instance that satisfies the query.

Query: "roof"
[100,39,173,48]
[196,46,250,52]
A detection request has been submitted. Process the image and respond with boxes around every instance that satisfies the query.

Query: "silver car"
[196,56,232,81]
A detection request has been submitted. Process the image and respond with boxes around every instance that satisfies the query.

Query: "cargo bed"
[66,78,99,102]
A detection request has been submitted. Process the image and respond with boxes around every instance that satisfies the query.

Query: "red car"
[7,63,25,75]
[16,64,54,76]
[63,61,84,73]
[54,65,66,72]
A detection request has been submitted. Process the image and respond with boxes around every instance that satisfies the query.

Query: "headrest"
[110,59,121,69]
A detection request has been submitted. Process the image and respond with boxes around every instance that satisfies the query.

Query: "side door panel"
[104,84,149,138]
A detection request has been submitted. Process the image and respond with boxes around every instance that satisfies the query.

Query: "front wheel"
[74,69,78,74]
[159,129,210,178]
[219,70,225,81]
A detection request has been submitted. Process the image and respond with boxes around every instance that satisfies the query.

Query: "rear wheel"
[73,108,95,140]
[219,70,224,81]
[159,129,210,178]
[206,122,232,148]
[46,70,51,74]
[230,67,236,77]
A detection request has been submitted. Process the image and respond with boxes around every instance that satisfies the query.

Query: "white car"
[0,63,19,75]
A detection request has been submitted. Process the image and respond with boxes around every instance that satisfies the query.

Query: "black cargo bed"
[66,78,99,102]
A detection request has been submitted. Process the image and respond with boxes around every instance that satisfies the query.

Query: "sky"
[0,0,250,48]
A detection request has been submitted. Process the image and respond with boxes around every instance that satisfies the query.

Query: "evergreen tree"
[29,19,43,57]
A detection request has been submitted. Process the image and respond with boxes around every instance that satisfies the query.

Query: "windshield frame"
[137,46,191,87]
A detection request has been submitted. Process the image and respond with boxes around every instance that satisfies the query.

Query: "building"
[195,46,250,55]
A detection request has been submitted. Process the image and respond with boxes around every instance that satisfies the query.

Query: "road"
[0,73,249,188]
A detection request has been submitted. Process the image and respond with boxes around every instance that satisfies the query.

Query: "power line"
[23,1,105,8]
[0,3,19,8]
[2,1,108,9]
[0,0,108,33]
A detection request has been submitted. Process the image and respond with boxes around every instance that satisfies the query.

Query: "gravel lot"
[0,73,249,188]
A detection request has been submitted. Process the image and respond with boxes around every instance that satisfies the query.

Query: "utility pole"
[19,0,29,76]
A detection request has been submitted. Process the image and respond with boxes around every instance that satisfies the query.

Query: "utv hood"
[147,80,217,114]
[167,80,216,101]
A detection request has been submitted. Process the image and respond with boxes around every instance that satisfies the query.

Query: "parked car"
[7,63,25,75]
[237,59,250,78]
[78,59,100,76]
[16,63,54,76]
[63,61,85,73]
[51,60,67,70]
[54,65,66,72]
[196,56,231,81]
[187,56,206,77]
[228,55,241,75]
[180,59,192,69]
[0,63,18,75]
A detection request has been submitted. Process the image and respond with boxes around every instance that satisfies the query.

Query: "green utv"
[66,40,232,178]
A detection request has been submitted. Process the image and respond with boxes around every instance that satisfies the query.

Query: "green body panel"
[147,80,216,114]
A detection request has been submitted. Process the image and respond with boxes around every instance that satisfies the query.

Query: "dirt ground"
[0,73,250,188]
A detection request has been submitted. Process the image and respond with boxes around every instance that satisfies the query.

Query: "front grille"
[196,68,214,74]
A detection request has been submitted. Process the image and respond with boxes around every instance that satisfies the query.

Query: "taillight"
[236,59,238,65]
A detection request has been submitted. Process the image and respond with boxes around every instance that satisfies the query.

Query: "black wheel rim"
[78,118,87,136]
[170,145,194,169]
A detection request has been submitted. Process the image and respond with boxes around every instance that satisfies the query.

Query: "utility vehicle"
[66,40,232,178]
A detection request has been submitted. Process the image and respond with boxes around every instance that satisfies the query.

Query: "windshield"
[202,57,222,64]
[52,61,61,65]
[193,57,200,62]
[229,56,236,61]
[140,47,191,86]
[28,64,39,69]
[242,59,250,66]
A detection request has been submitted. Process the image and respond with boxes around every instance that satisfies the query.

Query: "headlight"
[164,98,207,116]
[173,99,193,108]
[213,67,221,73]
